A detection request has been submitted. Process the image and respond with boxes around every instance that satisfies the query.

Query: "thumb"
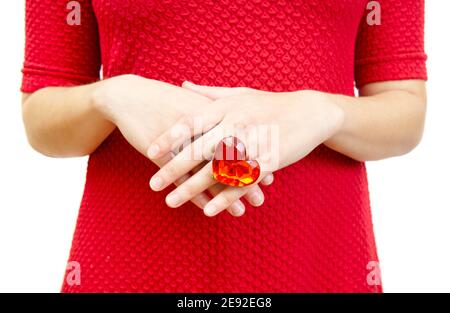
[182,81,255,100]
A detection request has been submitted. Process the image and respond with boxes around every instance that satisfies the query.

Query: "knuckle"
[162,163,178,180]
[180,181,199,199]
[155,134,170,151]
[170,123,189,140]
[178,114,195,129]
[221,191,240,208]
[170,118,193,144]
[238,87,252,93]
[228,111,251,124]
[121,73,137,80]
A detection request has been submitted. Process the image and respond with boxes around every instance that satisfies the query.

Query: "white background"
[0,1,449,293]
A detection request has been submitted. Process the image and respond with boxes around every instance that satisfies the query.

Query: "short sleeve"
[354,0,427,89]
[21,0,101,93]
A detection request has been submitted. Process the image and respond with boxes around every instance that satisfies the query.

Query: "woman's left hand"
[148,82,345,216]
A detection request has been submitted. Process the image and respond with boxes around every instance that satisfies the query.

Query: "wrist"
[321,92,349,146]
[89,79,116,122]
[293,90,346,138]
[324,92,346,136]
[87,80,117,129]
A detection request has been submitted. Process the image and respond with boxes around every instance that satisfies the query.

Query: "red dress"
[22,0,427,292]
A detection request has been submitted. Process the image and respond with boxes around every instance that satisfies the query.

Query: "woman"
[21,0,427,292]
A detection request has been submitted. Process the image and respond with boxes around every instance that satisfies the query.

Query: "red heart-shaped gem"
[212,136,260,187]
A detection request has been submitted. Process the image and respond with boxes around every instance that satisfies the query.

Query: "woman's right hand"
[90,74,222,157]
[90,74,273,216]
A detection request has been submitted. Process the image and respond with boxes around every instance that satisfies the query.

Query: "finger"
[147,113,221,160]
[204,158,270,216]
[204,186,253,217]
[260,173,274,186]
[208,183,246,217]
[204,171,271,217]
[182,81,255,100]
[197,163,246,217]
[149,124,226,191]
[165,162,216,208]
[153,153,247,215]
[174,160,246,217]
[166,161,249,216]
[151,151,211,210]
[147,116,192,159]
[243,185,265,207]
[174,172,210,209]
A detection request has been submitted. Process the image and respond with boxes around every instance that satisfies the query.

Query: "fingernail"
[148,144,160,158]
[250,193,263,206]
[150,176,164,191]
[204,204,217,217]
[166,193,182,207]
[231,202,245,216]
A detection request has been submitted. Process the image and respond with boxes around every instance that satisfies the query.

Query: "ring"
[212,136,260,187]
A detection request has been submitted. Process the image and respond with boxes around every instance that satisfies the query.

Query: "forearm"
[21,82,115,157]
[323,81,427,161]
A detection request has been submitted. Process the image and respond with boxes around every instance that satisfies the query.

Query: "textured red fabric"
[22,0,427,292]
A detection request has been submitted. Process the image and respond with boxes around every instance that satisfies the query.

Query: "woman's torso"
[62,0,381,292]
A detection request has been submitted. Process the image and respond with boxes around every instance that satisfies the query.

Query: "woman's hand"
[148,82,345,216]
[90,75,223,157]
[90,75,273,215]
